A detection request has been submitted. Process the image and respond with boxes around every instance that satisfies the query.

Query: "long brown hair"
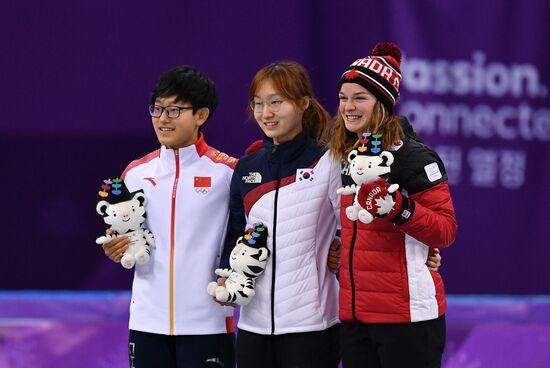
[329,98,404,161]
[248,61,331,145]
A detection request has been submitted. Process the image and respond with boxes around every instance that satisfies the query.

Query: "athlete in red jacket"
[329,42,457,368]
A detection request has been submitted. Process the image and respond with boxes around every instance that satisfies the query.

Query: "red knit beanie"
[339,42,402,113]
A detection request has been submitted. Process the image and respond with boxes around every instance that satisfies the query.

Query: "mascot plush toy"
[96,178,155,269]
[337,132,400,224]
[207,223,269,306]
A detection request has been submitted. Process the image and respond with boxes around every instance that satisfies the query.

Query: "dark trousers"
[236,324,340,368]
[340,315,446,368]
[128,329,235,368]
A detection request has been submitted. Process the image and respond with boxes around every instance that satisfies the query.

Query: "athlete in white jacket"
[222,61,342,368]
[102,66,236,368]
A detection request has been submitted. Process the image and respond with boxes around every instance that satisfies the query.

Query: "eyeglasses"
[249,98,285,113]
[148,105,193,118]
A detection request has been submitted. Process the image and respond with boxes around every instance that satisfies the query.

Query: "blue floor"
[1,292,549,367]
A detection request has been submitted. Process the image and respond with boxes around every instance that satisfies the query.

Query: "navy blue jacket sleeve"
[219,164,247,269]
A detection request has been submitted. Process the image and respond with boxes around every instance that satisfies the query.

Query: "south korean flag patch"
[296,168,314,182]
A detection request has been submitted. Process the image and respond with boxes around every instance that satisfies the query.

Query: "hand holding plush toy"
[207,223,270,306]
[96,178,155,269]
[357,178,415,224]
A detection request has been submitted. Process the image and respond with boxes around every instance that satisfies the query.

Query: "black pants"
[340,315,446,368]
[128,330,235,368]
[236,324,340,368]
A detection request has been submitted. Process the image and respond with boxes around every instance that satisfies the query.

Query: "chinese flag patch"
[194,176,212,187]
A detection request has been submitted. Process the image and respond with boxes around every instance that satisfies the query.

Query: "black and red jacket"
[339,118,457,324]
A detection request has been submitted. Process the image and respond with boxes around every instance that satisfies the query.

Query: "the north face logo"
[242,172,262,184]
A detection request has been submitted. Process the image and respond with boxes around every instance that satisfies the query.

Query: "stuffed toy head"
[207,223,270,305]
[229,224,270,276]
[347,132,394,186]
[338,133,400,224]
[95,178,155,269]
[96,178,147,234]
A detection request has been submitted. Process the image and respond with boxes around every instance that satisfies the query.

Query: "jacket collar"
[263,128,309,163]
[159,132,209,167]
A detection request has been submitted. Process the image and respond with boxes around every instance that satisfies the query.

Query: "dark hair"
[150,65,218,123]
[247,61,331,145]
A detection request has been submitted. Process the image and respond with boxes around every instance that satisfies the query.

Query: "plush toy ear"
[250,248,270,263]
[96,201,109,216]
[348,150,358,164]
[380,151,394,166]
[133,192,147,207]
[258,248,270,262]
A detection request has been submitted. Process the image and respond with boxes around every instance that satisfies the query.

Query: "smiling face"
[100,193,147,234]
[151,96,209,149]
[348,152,391,185]
[339,83,378,136]
[252,79,307,144]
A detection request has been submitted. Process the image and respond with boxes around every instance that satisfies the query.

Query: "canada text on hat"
[340,42,402,113]
[349,56,401,89]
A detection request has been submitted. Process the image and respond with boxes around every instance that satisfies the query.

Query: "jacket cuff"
[391,196,415,225]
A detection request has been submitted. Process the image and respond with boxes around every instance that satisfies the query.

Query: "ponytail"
[303,97,331,145]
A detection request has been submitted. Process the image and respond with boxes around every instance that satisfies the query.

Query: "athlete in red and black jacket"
[339,118,457,325]
[333,42,458,368]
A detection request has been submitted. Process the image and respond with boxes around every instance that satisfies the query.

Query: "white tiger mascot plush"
[96,178,155,269]
[207,223,269,306]
[337,133,399,224]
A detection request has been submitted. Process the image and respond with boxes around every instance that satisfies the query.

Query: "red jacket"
[339,123,457,324]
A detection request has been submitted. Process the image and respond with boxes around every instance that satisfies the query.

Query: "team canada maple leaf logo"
[375,194,396,215]
[344,69,360,79]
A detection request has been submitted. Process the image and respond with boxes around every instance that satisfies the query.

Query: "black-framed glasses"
[148,105,193,118]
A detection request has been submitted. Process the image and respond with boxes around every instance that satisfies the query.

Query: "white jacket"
[227,131,341,335]
[123,134,236,335]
